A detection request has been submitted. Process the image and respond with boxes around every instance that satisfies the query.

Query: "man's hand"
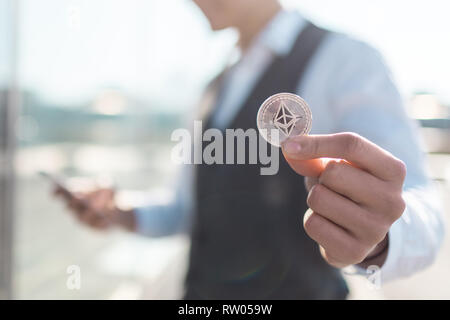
[282,132,406,268]
[54,186,136,232]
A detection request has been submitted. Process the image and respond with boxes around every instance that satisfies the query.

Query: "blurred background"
[0,0,449,299]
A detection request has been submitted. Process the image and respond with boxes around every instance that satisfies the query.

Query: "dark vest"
[185,23,348,299]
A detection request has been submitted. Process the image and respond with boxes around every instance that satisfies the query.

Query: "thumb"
[281,139,327,177]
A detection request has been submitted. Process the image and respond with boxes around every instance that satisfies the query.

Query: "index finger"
[282,132,406,181]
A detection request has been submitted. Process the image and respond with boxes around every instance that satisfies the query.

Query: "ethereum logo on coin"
[257,93,312,147]
[273,101,302,136]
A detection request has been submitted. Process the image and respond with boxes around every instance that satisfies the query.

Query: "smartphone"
[38,171,73,200]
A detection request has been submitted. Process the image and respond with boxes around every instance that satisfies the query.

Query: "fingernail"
[283,141,301,154]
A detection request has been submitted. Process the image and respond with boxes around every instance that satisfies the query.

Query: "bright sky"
[18,0,450,110]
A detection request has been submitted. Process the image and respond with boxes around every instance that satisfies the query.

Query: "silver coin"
[257,93,312,147]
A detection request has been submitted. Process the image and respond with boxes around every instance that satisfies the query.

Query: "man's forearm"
[114,208,137,232]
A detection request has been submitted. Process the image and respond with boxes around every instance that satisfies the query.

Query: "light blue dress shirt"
[135,10,444,283]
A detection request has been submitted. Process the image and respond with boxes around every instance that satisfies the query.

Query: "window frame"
[0,0,19,300]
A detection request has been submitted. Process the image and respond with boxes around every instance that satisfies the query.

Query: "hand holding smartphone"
[39,171,136,231]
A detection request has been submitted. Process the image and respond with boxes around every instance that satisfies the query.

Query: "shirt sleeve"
[134,165,194,237]
[319,34,445,282]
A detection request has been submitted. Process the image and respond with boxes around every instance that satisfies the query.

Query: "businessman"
[56,0,444,299]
